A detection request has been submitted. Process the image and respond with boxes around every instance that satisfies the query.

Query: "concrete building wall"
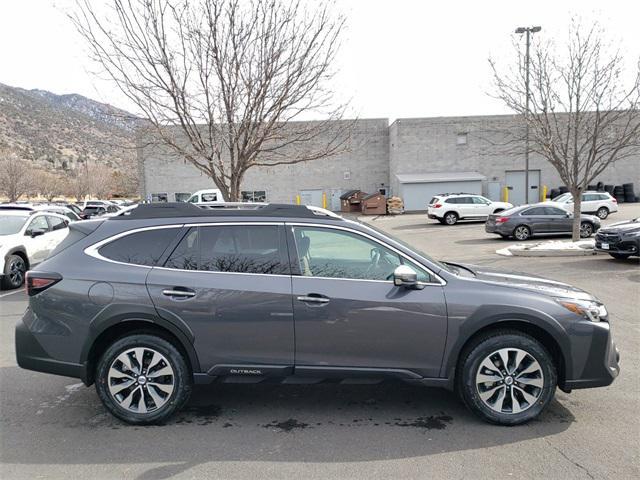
[138,118,389,204]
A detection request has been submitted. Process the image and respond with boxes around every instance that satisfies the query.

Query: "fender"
[80,303,200,373]
[440,304,573,382]
[4,246,30,269]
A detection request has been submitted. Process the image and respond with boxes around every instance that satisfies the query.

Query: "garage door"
[400,181,482,211]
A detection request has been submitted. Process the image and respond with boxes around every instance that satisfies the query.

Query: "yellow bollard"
[541,185,548,202]
[322,192,327,209]
[503,186,509,203]
[295,194,301,205]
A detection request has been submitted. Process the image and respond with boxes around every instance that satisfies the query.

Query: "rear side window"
[165,225,289,275]
[99,228,180,266]
[522,207,546,215]
[445,198,459,204]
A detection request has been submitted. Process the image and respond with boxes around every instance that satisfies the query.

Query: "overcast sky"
[2,0,639,120]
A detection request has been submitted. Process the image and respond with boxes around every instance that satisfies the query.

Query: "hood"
[452,262,596,301]
[600,218,640,233]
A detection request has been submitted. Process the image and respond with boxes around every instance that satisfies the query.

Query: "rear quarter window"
[98,228,181,266]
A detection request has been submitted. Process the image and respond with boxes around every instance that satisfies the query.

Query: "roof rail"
[118,202,344,220]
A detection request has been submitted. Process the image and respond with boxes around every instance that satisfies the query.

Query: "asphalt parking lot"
[1,206,638,479]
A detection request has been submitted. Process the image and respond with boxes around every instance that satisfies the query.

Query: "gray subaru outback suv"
[16,203,619,425]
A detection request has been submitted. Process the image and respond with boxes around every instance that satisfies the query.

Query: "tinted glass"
[99,228,180,266]
[445,198,459,204]
[472,196,489,204]
[201,192,218,202]
[166,225,289,274]
[522,207,546,216]
[544,207,567,215]
[47,216,68,231]
[458,197,473,204]
[429,197,439,205]
[26,216,49,234]
[293,226,432,282]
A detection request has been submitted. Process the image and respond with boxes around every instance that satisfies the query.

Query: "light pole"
[515,25,541,204]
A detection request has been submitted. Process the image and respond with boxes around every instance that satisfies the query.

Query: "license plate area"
[601,243,609,250]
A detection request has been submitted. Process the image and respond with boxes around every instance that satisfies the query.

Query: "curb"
[508,248,597,257]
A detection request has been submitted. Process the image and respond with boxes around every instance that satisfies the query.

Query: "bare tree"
[34,170,66,201]
[491,20,640,240]
[66,161,92,201]
[71,0,351,201]
[89,163,117,199]
[0,148,33,202]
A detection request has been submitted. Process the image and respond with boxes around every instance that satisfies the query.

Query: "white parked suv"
[0,209,70,289]
[428,194,513,225]
[547,191,618,219]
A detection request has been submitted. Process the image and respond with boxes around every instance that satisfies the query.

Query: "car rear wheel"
[596,207,609,219]
[458,330,557,425]
[609,253,631,260]
[95,334,192,425]
[444,212,458,225]
[513,225,531,241]
[579,222,594,238]
[1,254,26,289]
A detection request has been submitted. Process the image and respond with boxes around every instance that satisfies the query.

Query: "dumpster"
[340,190,367,212]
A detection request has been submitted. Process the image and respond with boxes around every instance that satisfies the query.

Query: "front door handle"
[297,294,330,304]
[162,288,196,298]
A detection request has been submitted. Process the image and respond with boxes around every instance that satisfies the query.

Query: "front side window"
[98,228,180,266]
[165,225,289,275]
[25,216,49,235]
[47,216,68,231]
[293,226,432,282]
[472,196,490,205]
[544,207,567,216]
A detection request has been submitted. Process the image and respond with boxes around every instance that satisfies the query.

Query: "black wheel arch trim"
[80,304,201,384]
[440,306,572,386]
[4,246,30,269]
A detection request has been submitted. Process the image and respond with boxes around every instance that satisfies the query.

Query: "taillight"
[496,217,510,223]
[25,272,62,296]
[433,204,442,208]
[612,198,617,203]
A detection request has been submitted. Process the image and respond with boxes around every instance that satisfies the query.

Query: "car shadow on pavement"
[0,368,575,479]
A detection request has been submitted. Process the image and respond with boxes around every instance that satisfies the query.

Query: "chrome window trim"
[84,224,184,268]
[287,222,446,286]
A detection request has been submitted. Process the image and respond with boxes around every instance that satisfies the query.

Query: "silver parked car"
[485,204,600,240]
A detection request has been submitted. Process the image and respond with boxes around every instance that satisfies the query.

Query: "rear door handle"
[162,288,196,298]
[297,294,330,304]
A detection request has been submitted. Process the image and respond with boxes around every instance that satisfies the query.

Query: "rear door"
[45,215,69,256]
[288,224,447,378]
[145,223,295,375]
[520,207,550,233]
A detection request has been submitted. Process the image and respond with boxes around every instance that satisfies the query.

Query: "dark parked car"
[485,204,600,240]
[16,203,619,426]
[595,217,640,259]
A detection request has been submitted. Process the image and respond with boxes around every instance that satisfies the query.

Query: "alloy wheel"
[514,226,530,240]
[597,208,608,219]
[580,223,593,238]
[9,258,26,287]
[445,213,457,225]
[475,348,544,414]
[107,347,175,414]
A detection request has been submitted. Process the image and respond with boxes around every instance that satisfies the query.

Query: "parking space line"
[0,289,23,299]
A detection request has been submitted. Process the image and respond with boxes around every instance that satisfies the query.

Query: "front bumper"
[15,317,88,383]
[594,234,639,256]
[560,320,620,391]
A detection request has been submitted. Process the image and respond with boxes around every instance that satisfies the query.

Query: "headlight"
[556,298,607,322]
[625,230,640,237]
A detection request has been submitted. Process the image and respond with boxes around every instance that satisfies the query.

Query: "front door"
[146,224,294,374]
[543,206,573,233]
[23,215,51,264]
[288,224,447,378]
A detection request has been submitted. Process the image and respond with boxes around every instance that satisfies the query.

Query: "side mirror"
[30,229,46,238]
[565,211,572,217]
[393,265,423,289]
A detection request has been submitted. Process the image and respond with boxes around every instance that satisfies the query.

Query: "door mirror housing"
[29,228,46,238]
[393,265,424,289]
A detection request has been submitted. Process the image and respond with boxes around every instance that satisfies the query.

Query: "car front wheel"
[95,334,192,425]
[579,222,594,238]
[1,254,26,289]
[458,330,557,425]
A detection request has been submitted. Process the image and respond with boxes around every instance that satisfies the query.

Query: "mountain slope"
[0,82,137,172]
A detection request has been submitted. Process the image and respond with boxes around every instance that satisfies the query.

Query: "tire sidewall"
[514,225,530,240]
[460,333,557,426]
[2,254,26,289]
[580,222,593,238]
[95,334,192,425]
[597,207,608,219]
[445,212,458,225]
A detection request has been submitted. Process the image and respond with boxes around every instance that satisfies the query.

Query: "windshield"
[0,215,28,235]
[358,221,454,274]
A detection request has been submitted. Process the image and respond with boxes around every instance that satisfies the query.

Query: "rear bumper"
[561,321,620,391]
[15,318,88,383]
[427,212,442,220]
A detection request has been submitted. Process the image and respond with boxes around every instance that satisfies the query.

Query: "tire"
[513,225,531,241]
[609,253,631,260]
[596,207,609,219]
[95,333,192,425]
[444,212,458,225]
[579,222,594,238]
[458,330,557,426]
[1,254,27,289]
